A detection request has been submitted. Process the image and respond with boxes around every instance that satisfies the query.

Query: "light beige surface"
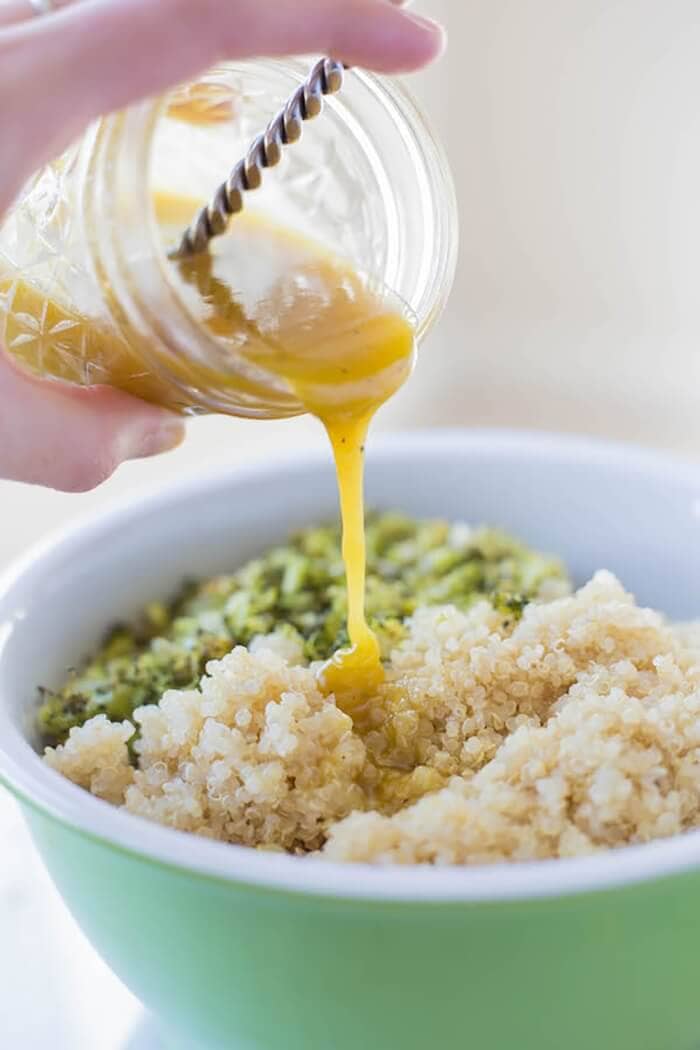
[408,0,700,455]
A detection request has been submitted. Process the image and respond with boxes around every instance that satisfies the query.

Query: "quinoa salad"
[43,514,700,866]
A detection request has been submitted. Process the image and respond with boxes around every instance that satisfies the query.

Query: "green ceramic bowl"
[2,430,700,1050]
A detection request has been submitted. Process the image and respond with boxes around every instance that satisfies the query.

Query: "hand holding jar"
[0,0,444,490]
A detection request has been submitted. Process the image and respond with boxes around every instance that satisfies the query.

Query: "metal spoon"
[170,57,345,259]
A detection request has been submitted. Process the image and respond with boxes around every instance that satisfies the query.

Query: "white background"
[3,1,700,1045]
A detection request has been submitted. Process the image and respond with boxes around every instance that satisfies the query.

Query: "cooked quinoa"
[45,570,700,864]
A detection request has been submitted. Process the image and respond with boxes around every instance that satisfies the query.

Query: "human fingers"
[0,0,444,190]
[0,352,184,491]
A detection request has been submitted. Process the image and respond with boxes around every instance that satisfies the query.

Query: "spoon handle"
[170,57,346,259]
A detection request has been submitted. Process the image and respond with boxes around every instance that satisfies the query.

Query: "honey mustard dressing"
[159,193,416,702]
[3,190,416,705]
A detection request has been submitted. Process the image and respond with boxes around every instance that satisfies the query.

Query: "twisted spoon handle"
[171,57,345,259]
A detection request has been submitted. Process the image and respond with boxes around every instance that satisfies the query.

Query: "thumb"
[0,352,185,491]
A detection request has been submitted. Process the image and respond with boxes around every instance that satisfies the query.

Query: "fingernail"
[404,11,440,29]
[404,11,446,41]
[128,418,186,460]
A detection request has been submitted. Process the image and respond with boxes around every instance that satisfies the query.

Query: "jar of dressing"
[0,60,458,418]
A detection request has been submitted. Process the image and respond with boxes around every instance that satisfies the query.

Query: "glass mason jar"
[0,60,458,418]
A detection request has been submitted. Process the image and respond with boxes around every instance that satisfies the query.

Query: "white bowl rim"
[3,427,700,903]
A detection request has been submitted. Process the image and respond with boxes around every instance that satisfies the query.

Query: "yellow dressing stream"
[320,416,384,700]
[158,194,415,702]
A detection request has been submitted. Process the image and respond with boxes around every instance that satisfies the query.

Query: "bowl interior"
[2,429,700,901]
[2,430,700,750]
